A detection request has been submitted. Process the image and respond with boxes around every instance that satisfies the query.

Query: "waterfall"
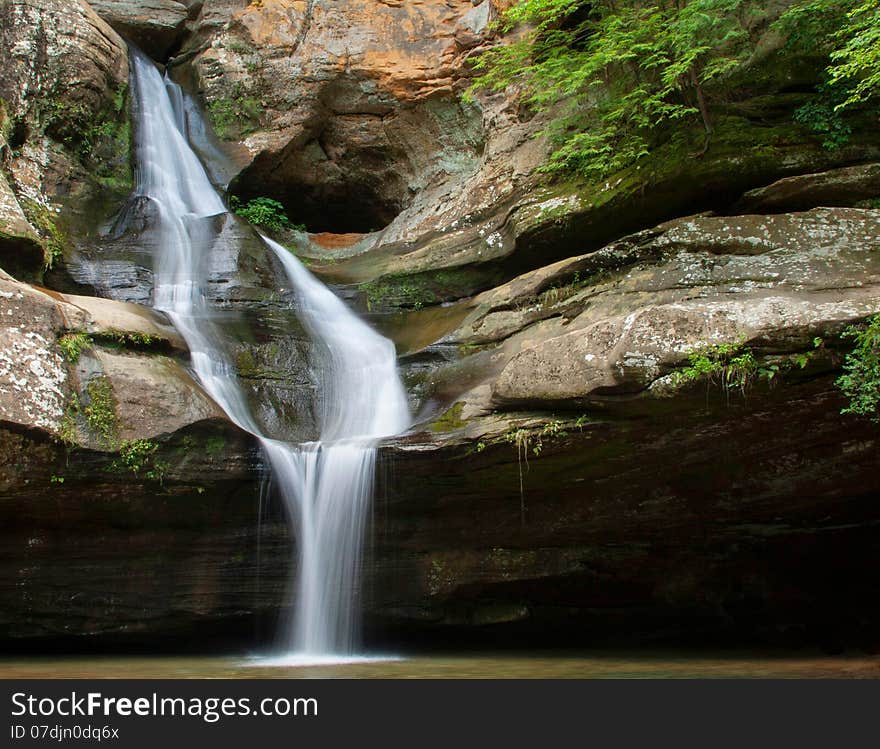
[129,51,410,658]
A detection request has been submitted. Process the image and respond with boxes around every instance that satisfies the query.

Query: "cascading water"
[129,50,410,659]
[260,236,410,654]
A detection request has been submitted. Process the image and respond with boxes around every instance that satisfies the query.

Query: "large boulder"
[490,209,880,408]
[0,268,219,447]
[401,207,880,422]
[0,268,267,643]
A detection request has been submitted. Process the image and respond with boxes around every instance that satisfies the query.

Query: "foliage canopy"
[470,0,880,179]
[469,0,756,179]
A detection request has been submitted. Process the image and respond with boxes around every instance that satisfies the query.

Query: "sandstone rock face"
[0,152,41,278]
[370,374,880,647]
[153,0,880,311]
[732,163,880,214]
[399,208,880,420]
[356,207,880,646]
[0,268,223,447]
[177,0,523,235]
[57,292,186,352]
[492,210,880,407]
[0,1,128,125]
[0,0,132,278]
[0,271,69,434]
[2,0,880,651]
[89,0,189,60]
[0,268,265,644]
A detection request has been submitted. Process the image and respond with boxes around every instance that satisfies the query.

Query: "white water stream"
[130,51,410,658]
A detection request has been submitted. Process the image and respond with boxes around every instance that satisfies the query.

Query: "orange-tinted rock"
[177,0,513,233]
[309,232,366,249]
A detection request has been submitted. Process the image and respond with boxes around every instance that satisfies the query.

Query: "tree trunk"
[689,65,713,134]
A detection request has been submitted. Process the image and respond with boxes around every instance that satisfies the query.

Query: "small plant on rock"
[670,340,758,400]
[837,315,880,421]
[58,331,92,363]
[109,439,168,483]
[229,196,306,232]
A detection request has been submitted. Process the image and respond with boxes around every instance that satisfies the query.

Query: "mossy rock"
[344,106,880,313]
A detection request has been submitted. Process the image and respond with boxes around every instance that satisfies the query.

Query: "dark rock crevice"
[231,91,484,234]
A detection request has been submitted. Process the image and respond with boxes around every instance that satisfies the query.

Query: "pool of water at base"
[1,652,878,679]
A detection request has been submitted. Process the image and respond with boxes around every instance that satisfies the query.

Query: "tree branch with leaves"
[468,0,755,180]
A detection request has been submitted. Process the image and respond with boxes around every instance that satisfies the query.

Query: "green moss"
[58,331,91,363]
[207,86,262,140]
[84,376,118,449]
[430,402,467,433]
[457,343,486,357]
[29,84,133,205]
[177,435,196,455]
[364,267,487,311]
[513,269,596,311]
[0,97,10,143]
[95,329,160,348]
[59,329,162,361]
[855,198,880,208]
[205,435,226,456]
[232,347,287,380]
[234,349,259,377]
[223,39,257,55]
[20,198,65,270]
[42,84,128,157]
[59,393,81,447]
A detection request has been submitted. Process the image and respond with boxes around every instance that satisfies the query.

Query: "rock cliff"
[0,0,879,649]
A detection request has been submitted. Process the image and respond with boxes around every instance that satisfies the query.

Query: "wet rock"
[63,206,320,441]
[0,264,267,645]
[367,374,880,647]
[0,421,270,644]
[232,330,318,443]
[4,200,880,648]
[3,0,880,652]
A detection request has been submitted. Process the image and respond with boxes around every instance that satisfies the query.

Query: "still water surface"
[1,652,878,679]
